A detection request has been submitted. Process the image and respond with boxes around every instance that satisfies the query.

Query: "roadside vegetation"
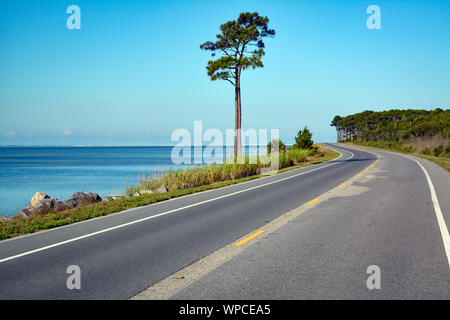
[345,140,450,172]
[128,127,319,195]
[0,143,339,240]
[127,148,316,195]
[331,108,450,171]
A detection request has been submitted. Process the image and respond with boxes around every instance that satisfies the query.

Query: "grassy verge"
[344,141,450,172]
[127,148,317,194]
[0,144,339,240]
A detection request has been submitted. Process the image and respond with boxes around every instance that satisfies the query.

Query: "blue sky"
[0,0,449,145]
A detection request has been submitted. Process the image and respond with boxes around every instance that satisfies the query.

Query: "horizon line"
[0,144,303,148]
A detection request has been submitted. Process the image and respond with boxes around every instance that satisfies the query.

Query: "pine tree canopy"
[200,12,275,86]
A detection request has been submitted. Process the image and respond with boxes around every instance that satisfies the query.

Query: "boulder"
[9,191,102,219]
[63,199,78,208]
[73,191,102,202]
[105,195,125,201]
[32,197,63,215]
[11,208,32,219]
[54,201,70,212]
[153,185,168,194]
[11,197,64,218]
[0,215,10,223]
[133,190,154,197]
[65,192,102,208]
[31,192,49,207]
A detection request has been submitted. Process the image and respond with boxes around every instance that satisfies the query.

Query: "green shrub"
[309,146,319,155]
[278,152,294,168]
[293,126,314,150]
[433,145,444,157]
[289,149,308,162]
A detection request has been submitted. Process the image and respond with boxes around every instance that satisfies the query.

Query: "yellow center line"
[307,198,320,205]
[233,230,265,247]
[338,183,347,188]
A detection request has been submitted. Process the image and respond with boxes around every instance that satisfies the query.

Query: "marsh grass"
[0,145,338,240]
[127,148,316,194]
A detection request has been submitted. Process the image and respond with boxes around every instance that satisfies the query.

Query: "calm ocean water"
[0,146,263,217]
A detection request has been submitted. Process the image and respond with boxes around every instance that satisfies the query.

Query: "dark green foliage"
[433,145,444,156]
[293,126,314,149]
[330,115,342,127]
[331,108,450,142]
[200,12,275,85]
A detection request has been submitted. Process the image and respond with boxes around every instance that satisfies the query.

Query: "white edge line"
[0,144,345,244]
[0,145,344,244]
[0,145,351,263]
[395,153,450,268]
[346,144,450,268]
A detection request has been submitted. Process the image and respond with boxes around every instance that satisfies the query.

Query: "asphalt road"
[173,144,450,299]
[0,144,448,299]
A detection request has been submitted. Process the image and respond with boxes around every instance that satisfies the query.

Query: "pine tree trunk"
[234,74,242,158]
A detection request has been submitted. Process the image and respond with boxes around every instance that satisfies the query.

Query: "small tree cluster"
[293,126,314,149]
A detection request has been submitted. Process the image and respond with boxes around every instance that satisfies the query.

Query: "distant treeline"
[330,108,450,142]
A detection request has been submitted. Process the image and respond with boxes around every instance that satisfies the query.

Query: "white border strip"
[396,154,450,268]
[0,147,353,263]
[342,144,450,268]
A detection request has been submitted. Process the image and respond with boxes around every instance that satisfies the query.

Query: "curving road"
[0,144,449,299]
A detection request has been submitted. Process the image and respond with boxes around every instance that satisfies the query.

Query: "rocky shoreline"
[0,186,169,222]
